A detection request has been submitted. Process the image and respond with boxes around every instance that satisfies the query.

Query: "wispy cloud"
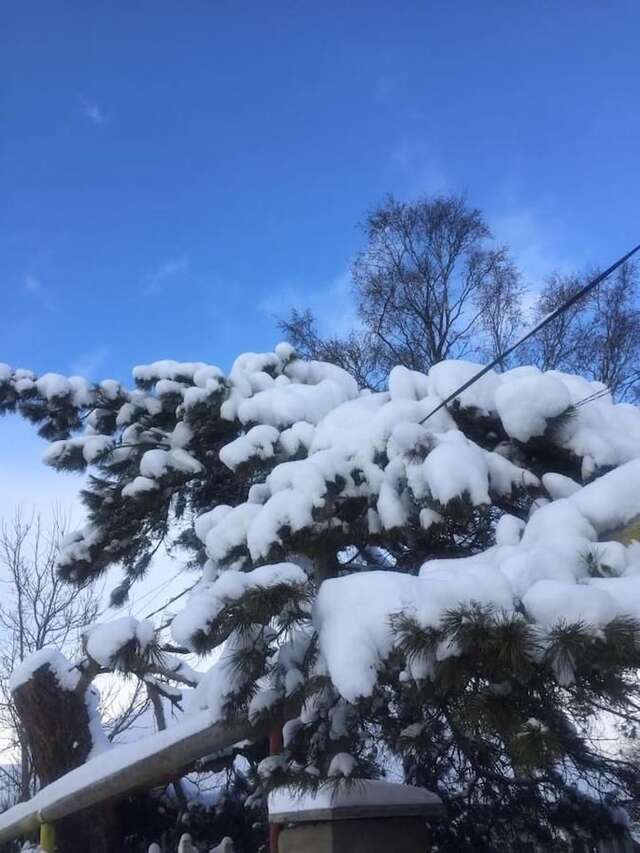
[264,200,577,346]
[144,255,190,294]
[390,138,447,198]
[0,458,83,524]
[24,274,42,294]
[81,98,108,125]
[23,273,56,312]
[261,270,358,339]
[388,136,575,287]
[489,206,574,288]
[69,346,110,379]
[0,418,84,523]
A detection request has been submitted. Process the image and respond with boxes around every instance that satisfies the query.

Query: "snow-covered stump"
[10,652,122,853]
[268,780,444,853]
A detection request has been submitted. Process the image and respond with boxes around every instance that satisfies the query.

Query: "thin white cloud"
[388,136,576,288]
[264,207,571,343]
[145,255,190,294]
[489,206,574,288]
[0,421,83,524]
[390,138,448,198]
[81,98,107,125]
[24,274,42,294]
[154,256,189,280]
[23,272,56,312]
[261,269,359,340]
[69,346,110,379]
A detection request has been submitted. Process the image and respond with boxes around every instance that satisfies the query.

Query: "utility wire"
[573,388,612,409]
[420,243,640,425]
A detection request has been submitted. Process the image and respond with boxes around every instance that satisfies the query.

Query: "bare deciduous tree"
[0,509,151,816]
[0,514,203,850]
[0,508,100,804]
[279,194,524,385]
[526,261,640,401]
[279,309,385,388]
[523,272,591,373]
[475,256,525,364]
[280,197,640,403]
[352,195,522,366]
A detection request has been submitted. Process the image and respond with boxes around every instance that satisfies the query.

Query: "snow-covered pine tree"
[3,348,640,850]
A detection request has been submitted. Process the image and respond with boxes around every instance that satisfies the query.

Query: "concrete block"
[270,779,443,853]
[279,815,432,853]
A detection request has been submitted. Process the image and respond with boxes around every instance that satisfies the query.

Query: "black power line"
[419,243,640,425]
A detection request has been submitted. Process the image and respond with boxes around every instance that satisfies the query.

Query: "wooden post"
[40,821,55,852]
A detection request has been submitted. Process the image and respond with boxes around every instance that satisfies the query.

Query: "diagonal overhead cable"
[419,242,640,425]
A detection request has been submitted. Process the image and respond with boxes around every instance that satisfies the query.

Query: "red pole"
[268,724,283,853]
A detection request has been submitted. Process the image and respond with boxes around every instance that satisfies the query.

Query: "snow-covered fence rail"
[0,709,262,844]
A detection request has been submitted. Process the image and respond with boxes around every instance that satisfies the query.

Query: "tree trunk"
[12,662,123,852]
[269,723,283,853]
[18,727,31,801]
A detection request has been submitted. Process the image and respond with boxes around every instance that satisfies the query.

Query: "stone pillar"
[268,779,444,853]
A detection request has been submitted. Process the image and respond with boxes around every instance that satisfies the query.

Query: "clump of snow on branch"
[85,617,155,667]
[171,563,307,649]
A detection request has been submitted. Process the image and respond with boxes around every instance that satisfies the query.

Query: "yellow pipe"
[39,821,55,852]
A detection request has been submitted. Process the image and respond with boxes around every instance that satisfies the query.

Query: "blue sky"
[2,0,640,525]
